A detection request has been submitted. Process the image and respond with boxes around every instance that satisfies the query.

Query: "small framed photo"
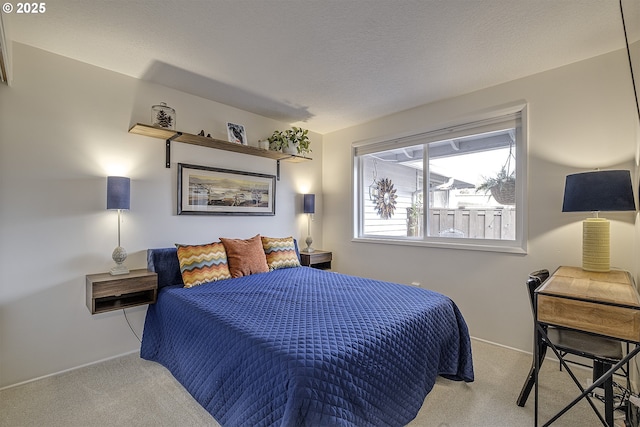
[227,122,247,145]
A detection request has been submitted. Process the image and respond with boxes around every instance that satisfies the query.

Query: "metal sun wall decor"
[374,177,397,219]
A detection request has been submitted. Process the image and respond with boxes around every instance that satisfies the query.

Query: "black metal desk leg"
[543,345,640,426]
[604,373,613,427]
[534,321,541,426]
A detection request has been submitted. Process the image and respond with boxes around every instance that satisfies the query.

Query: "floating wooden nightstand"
[86,269,158,314]
[300,250,332,270]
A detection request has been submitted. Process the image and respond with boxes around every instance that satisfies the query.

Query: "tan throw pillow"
[219,234,269,278]
[261,236,301,271]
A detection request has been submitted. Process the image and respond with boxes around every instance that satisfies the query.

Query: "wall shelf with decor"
[128,124,311,179]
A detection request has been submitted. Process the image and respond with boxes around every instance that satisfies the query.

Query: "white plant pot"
[283,145,298,155]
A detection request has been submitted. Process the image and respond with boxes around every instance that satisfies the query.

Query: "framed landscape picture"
[178,163,276,215]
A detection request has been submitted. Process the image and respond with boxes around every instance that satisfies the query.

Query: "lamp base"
[302,235,314,253]
[582,218,610,272]
[110,264,130,276]
[110,246,129,276]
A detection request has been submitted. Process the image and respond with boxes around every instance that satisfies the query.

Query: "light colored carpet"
[412,339,618,427]
[0,339,627,426]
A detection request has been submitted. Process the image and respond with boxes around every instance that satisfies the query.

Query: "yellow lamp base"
[582,218,610,272]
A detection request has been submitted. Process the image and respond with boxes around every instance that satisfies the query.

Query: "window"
[353,106,527,253]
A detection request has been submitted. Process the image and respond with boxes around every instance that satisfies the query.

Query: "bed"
[140,244,473,426]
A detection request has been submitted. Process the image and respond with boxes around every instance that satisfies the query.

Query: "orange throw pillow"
[219,234,269,278]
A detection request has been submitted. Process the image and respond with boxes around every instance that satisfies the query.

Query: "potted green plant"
[476,166,515,205]
[267,130,286,152]
[268,127,311,156]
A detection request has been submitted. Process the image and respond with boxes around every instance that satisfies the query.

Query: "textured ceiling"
[2,0,630,134]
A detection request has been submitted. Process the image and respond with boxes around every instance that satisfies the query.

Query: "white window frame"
[352,103,528,254]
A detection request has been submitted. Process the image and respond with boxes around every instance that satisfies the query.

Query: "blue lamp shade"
[107,176,131,210]
[303,194,315,214]
[562,170,635,212]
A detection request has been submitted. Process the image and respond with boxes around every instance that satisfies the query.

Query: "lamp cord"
[123,309,141,343]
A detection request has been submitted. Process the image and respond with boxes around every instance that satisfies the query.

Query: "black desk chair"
[516,269,627,426]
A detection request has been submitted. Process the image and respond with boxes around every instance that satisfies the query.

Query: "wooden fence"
[408,208,516,240]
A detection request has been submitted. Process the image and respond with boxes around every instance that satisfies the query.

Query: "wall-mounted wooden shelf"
[129,123,311,174]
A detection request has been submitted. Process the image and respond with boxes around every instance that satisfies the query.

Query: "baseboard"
[1,335,607,391]
[0,349,140,391]
[1,337,530,391]
[470,335,532,355]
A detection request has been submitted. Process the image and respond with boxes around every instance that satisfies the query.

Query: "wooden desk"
[536,266,640,342]
[534,266,640,426]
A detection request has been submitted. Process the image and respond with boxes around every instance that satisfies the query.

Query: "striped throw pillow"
[175,242,231,288]
[261,236,301,271]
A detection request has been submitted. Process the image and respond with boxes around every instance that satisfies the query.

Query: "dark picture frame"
[178,163,276,215]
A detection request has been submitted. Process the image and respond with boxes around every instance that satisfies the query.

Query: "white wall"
[1,42,637,389]
[322,49,638,353]
[0,43,323,388]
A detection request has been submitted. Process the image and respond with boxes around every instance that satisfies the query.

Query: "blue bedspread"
[141,265,473,426]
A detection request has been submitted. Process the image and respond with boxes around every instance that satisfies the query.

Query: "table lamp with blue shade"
[107,176,130,275]
[562,170,635,272]
[303,194,315,253]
